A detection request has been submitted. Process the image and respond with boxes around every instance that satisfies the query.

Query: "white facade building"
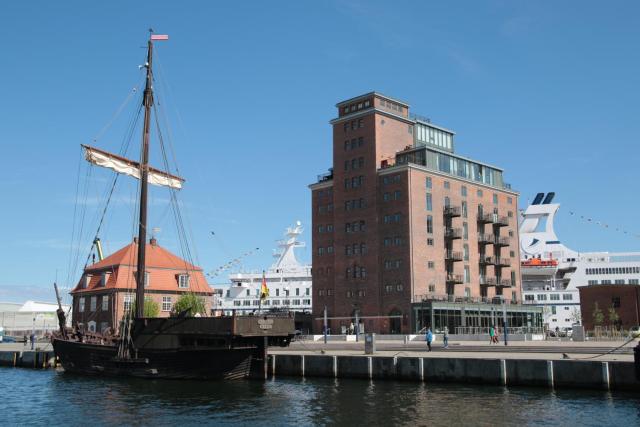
[0,300,71,336]
[519,192,640,332]
[215,222,312,315]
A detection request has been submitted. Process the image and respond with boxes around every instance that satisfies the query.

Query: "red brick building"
[309,92,540,334]
[71,238,213,333]
[579,284,640,330]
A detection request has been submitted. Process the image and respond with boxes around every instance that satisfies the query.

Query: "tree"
[173,293,206,316]
[131,297,160,318]
[608,305,620,329]
[592,302,604,327]
[569,307,581,325]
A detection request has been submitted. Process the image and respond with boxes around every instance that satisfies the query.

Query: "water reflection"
[1,369,638,426]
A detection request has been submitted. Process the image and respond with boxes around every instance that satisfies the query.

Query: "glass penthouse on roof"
[397,120,507,189]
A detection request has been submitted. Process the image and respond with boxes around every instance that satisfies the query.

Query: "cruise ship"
[215,222,312,315]
[519,192,640,332]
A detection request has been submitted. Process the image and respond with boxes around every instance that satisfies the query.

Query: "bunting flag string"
[565,210,640,240]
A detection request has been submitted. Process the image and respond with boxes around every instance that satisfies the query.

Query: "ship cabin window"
[178,274,190,289]
[550,294,560,301]
[525,295,534,301]
[246,289,250,296]
[562,294,573,300]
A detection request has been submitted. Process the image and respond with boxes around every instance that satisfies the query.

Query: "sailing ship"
[52,34,295,379]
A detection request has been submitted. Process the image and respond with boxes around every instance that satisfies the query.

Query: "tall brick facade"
[579,285,640,330]
[310,92,526,334]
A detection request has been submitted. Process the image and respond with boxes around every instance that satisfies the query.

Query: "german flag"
[260,270,269,300]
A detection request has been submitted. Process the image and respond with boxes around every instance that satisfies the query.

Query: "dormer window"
[101,272,110,287]
[83,275,92,289]
[178,274,190,289]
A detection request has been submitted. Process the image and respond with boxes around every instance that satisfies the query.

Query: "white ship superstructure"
[215,222,312,315]
[519,192,640,331]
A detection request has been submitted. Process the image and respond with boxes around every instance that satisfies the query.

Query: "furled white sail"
[82,145,184,190]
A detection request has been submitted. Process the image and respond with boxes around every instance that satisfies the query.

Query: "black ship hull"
[52,339,260,379]
[52,316,294,380]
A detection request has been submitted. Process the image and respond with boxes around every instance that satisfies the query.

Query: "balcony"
[495,257,511,267]
[479,276,497,286]
[317,168,333,183]
[497,279,513,288]
[479,256,495,266]
[494,236,510,247]
[443,206,462,218]
[477,233,494,245]
[446,274,464,285]
[477,213,494,224]
[444,228,462,240]
[445,251,463,262]
[495,216,510,227]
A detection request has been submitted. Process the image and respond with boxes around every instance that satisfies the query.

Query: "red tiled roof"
[71,241,212,295]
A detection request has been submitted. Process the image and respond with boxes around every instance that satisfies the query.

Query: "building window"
[427,238,434,246]
[426,215,433,234]
[101,272,109,287]
[444,181,450,189]
[162,296,172,312]
[464,266,470,283]
[428,261,435,269]
[507,197,512,205]
[461,186,467,197]
[79,297,85,313]
[612,297,621,308]
[178,274,190,289]
[426,177,432,189]
[493,194,498,204]
[101,295,109,311]
[90,296,97,312]
[461,201,468,218]
[426,193,432,211]
[123,294,133,311]
[463,244,469,261]
[463,222,468,240]
[477,189,483,197]
[428,284,436,293]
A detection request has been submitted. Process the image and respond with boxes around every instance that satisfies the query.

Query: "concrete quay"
[0,343,55,369]
[269,340,640,391]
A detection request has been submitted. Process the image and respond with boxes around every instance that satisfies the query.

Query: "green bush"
[173,293,206,316]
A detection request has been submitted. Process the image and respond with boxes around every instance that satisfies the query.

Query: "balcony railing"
[446,274,464,284]
[443,206,462,218]
[317,168,333,183]
[479,256,495,265]
[495,216,510,227]
[495,257,511,267]
[494,236,510,247]
[497,279,513,287]
[479,276,497,286]
[477,213,494,224]
[445,251,463,262]
[413,293,521,305]
[478,234,494,245]
[444,228,462,240]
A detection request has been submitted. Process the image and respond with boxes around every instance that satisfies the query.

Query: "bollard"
[365,333,376,354]
[634,343,640,381]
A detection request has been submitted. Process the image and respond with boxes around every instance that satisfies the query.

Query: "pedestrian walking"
[489,326,495,344]
[29,333,35,350]
[443,326,449,349]
[349,322,355,335]
[425,327,433,352]
[494,327,500,344]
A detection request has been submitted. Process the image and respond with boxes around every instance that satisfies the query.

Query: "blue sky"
[1,1,639,303]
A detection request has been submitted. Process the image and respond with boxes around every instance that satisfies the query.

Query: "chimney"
[150,238,157,246]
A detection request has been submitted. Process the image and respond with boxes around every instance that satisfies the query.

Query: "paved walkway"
[271,338,639,362]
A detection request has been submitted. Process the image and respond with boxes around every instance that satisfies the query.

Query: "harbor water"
[1,368,638,426]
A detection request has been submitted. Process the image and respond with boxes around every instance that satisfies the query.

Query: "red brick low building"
[71,238,213,333]
[579,284,640,330]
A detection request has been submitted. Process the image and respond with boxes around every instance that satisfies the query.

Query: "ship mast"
[135,38,154,318]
